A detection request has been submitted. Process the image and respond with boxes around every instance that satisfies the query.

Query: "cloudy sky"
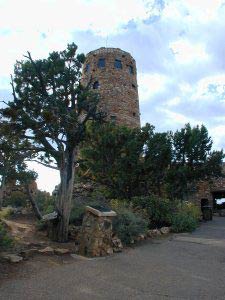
[0,0,225,192]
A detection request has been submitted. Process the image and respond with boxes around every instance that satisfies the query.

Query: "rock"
[54,248,70,255]
[20,248,39,259]
[112,236,123,253]
[106,248,114,255]
[147,229,161,238]
[2,254,23,263]
[160,227,170,235]
[38,246,54,255]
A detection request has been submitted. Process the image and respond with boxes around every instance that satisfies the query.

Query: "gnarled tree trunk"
[0,176,6,209]
[50,149,77,242]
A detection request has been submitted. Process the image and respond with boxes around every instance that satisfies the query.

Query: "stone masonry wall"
[79,211,114,257]
[187,176,225,209]
[81,47,140,128]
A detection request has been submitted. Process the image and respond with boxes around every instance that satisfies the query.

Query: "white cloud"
[0,0,149,36]
[209,125,225,149]
[170,39,209,64]
[165,97,181,107]
[138,72,168,102]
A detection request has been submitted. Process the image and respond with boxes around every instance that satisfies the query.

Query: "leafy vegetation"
[113,208,148,245]
[0,222,13,250]
[1,43,103,241]
[131,196,174,228]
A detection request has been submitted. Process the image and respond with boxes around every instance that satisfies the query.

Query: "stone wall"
[79,207,117,257]
[81,47,140,128]
[188,163,225,207]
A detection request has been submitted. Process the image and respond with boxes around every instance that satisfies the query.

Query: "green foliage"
[35,190,55,215]
[4,191,27,207]
[143,124,172,195]
[132,196,174,228]
[171,212,198,233]
[113,208,148,245]
[1,43,103,241]
[167,123,224,200]
[36,220,48,231]
[69,205,85,226]
[179,202,201,220]
[80,122,144,199]
[171,202,200,232]
[0,222,13,250]
[0,207,14,219]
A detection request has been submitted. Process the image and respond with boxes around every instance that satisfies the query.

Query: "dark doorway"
[201,198,209,211]
[212,191,225,210]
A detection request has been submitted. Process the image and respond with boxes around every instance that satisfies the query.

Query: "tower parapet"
[81,47,140,128]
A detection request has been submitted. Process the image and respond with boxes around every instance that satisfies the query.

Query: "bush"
[181,202,201,220]
[36,191,55,215]
[36,220,48,231]
[4,191,27,207]
[69,205,85,226]
[171,211,198,233]
[0,222,13,250]
[0,207,14,220]
[113,208,148,245]
[131,196,174,228]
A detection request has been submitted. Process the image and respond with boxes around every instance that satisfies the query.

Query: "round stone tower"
[81,47,140,128]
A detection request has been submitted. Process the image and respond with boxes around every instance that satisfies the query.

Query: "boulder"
[1,253,23,263]
[20,248,39,259]
[54,248,70,255]
[160,227,170,235]
[147,229,161,238]
[112,236,123,253]
[38,246,54,255]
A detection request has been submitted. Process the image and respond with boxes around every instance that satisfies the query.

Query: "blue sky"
[0,0,225,192]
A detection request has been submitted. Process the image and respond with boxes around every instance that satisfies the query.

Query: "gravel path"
[1,217,225,300]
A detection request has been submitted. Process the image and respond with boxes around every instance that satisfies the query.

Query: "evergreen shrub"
[0,222,13,250]
[113,208,148,245]
[131,196,174,228]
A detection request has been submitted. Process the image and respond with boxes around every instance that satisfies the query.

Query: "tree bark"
[25,184,42,220]
[50,148,77,242]
[0,177,6,209]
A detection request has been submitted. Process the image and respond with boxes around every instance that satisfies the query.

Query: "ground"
[0,216,225,299]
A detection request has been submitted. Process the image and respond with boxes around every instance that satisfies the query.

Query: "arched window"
[93,81,99,89]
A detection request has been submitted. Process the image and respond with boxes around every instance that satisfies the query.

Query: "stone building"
[81,47,140,128]
[187,163,225,210]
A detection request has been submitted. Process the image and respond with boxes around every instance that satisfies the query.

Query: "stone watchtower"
[81,47,140,128]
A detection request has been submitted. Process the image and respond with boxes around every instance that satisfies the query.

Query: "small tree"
[1,43,101,241]
[143,124,172,196]
[0,120,34,209]
[167,123,224,200]
[80,122,144,199]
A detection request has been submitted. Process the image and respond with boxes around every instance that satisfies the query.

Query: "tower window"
[93,81,99,89]
[98,58,105,68]
[132,84,136,89]
[85,64,90,73]
[133,112,136,117]
[129,65,134,74]
[114,59,122,69]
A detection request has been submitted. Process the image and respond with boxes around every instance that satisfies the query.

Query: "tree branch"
[25,159,59,170]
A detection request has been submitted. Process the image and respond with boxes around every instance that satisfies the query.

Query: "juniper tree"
[0,43,101,241]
